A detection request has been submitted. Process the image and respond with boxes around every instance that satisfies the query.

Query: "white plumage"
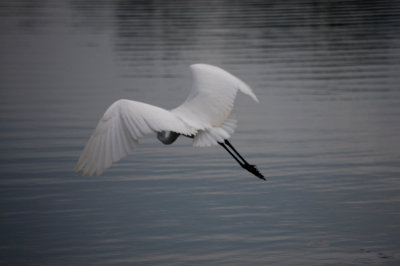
[75,64,259,176]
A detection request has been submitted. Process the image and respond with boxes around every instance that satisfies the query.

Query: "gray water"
[1,0,400,265]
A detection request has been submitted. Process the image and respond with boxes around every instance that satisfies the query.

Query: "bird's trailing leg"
[219,139,265,180]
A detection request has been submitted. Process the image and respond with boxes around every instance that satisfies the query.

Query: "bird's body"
[75,64,264,180]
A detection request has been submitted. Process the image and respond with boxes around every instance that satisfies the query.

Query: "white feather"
[74,99,196,176]
[193,115,237,147]
[173,64,257,147]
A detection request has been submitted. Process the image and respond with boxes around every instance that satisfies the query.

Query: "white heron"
[74,64,265,180]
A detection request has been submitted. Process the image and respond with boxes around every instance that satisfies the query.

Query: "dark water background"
[1,0,400,265]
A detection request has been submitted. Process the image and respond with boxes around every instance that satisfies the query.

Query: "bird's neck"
[157,131,180,145]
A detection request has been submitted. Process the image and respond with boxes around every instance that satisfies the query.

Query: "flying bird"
[74,64,265,180]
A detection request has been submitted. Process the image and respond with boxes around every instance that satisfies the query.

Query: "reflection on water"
[1,0,400,265]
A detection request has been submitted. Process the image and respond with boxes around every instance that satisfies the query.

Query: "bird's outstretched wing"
[74,99,196,176]
[172,64,259,147]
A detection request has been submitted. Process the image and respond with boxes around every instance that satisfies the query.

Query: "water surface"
[1,0,400,265]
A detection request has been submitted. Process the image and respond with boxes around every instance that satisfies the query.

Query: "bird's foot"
[242,163,266,181]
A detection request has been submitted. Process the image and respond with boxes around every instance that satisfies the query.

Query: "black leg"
[219,140,266,181]
[219,142,244,166]
[224,139,249,164]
